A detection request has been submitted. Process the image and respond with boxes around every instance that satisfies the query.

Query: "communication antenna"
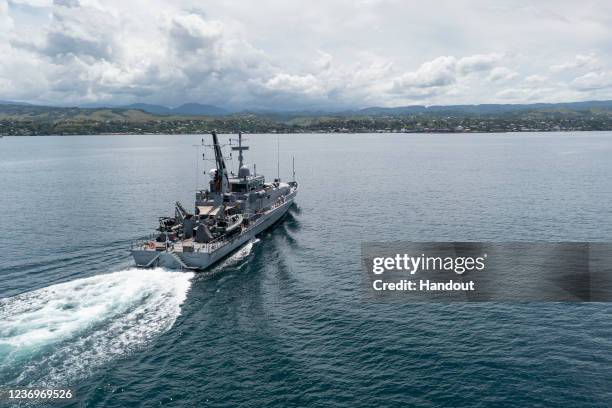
[193,137,206,192]
[292,156,295,182]
[277,135,280,181]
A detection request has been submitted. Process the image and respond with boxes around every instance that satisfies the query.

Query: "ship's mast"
[231,132,249,176]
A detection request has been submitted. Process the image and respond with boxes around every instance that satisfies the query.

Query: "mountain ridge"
[3,99,612,135]
[121,103,228,116]
[3,99,612,117]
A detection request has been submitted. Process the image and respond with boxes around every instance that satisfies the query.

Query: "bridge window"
[231,183,247,193]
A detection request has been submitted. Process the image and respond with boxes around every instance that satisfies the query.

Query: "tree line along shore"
[3,103,612,135]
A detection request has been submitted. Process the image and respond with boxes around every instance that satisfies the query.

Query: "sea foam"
[0,268,193,386]
[209,238,259,274]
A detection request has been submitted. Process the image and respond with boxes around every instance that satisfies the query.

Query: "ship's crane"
[175,201,191,222]
[211,130,229,193]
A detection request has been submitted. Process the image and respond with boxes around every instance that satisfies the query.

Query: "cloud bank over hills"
[2,0,612,110]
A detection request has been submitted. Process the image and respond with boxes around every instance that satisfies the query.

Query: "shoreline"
[3,129,612,137]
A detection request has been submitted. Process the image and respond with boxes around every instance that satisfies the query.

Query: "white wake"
[229,238,259,263]
[210,238,260,274]
[0,268,194,386]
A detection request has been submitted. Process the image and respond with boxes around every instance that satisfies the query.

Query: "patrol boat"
[131,131,298,270]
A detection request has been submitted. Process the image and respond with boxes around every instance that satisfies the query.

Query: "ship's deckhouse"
[229,174,265,193]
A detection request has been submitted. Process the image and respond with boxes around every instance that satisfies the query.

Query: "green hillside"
[2,102,612,135]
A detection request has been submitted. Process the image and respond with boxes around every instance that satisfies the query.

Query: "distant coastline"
[3,100,612,136]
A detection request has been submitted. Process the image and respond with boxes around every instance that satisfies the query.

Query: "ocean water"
[0,132,611,407]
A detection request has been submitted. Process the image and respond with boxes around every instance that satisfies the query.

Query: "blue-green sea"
[1,132,611,407]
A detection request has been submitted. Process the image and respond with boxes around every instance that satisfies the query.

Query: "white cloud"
[8,0,52,7]
[392,56,457,91]
[496,87,545,101]
[261,73,325,96]
[571,71,612,91]
[550,54,598,73]
[390,54,509,98]
[525,74,548,83]
[169,15,224,53]
[487,67,519,82]
[0,0,13,34]
[457,53,503,75]
[2,1,612,108]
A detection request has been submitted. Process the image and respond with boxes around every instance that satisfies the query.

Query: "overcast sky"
[2,0,612,110]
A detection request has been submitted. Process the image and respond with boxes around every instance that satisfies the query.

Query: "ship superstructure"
[131,131,298,270]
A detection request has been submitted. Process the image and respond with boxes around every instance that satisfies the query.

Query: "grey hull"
[131,194,295,270]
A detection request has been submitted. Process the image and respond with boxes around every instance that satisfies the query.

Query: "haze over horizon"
[2,0,612,110]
